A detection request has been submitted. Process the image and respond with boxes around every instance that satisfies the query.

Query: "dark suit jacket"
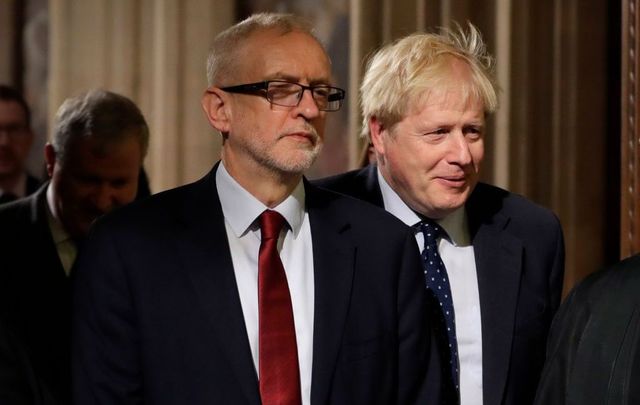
[0,184,71,404]
[0,318,57,405]
[26,174,43,196]
[316,164,565,405]
[0,173,42,205]
[72,166,441,404]
[534,254,640,405]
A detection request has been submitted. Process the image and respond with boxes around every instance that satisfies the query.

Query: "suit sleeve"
[396,230,442,405]
[533,282,590,405]
[548,215,566,313]
[72,225,143,404]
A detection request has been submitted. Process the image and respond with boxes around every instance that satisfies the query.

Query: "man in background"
[0,89,149,404]
[318,25,565,405]
[0,85,41,204]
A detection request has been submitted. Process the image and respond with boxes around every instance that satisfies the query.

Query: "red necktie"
[258,210,302,405]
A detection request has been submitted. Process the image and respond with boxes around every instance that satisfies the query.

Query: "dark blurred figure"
[0,89,149,404]
[534,254,640,405]
[0,85,42,204]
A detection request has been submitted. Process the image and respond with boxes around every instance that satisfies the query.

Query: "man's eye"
[109,180,124,188]
[269,85,298,98]
[464,126,483,138]
[313,87,330,98]
[78,177,100,186]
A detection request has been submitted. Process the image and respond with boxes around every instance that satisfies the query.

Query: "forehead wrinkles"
[235,30,331,83]
[412,86,485,119]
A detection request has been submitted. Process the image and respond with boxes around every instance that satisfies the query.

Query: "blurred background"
[1,0,637,293]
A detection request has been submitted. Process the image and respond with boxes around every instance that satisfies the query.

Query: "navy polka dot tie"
[416,220,459,403]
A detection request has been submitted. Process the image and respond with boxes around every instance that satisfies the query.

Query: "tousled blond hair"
[360,23,498,138]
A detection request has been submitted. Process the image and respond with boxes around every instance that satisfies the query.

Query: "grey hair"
[52,89,149,162]
[206,13,323,86]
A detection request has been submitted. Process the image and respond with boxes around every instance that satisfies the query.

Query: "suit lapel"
[174,169,260,405]
[468,190,523,405]
[306,184,355,405]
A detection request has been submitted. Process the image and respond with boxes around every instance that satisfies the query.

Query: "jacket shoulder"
[307,182,409,235]
[470,182,561,230]
[573,254,640,305]
[92,173,214,234]
[0,193,39,229]
[314,167,368,190]
[313,165,381,205]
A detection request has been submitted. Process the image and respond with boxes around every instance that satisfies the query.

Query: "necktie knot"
[260,210,286,241]
[416,219,446,245]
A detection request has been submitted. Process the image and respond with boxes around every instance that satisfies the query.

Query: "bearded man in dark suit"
[72,13,441,405]
[317,25,565,405]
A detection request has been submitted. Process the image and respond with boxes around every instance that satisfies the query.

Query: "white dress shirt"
[378,169,484,405]
[46,184,77,276]
[216,163,314,405]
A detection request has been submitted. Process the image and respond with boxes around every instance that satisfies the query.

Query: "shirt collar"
[377,168,422,227]
[216,162,306,237]
[45,184,73,245]
[377,167,470,246]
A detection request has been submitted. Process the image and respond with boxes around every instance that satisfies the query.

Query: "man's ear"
[369,116,387,157]
[44,143,57,178]
[201,88,231,134]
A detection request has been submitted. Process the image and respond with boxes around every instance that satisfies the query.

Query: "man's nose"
[448,131,473,165]
[294,88,321,120]
[91,186,116,214]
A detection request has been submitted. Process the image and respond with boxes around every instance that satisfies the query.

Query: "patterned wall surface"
[621,0,640,257]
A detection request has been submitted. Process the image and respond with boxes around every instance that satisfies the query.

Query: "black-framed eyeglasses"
[219,80,346,112]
